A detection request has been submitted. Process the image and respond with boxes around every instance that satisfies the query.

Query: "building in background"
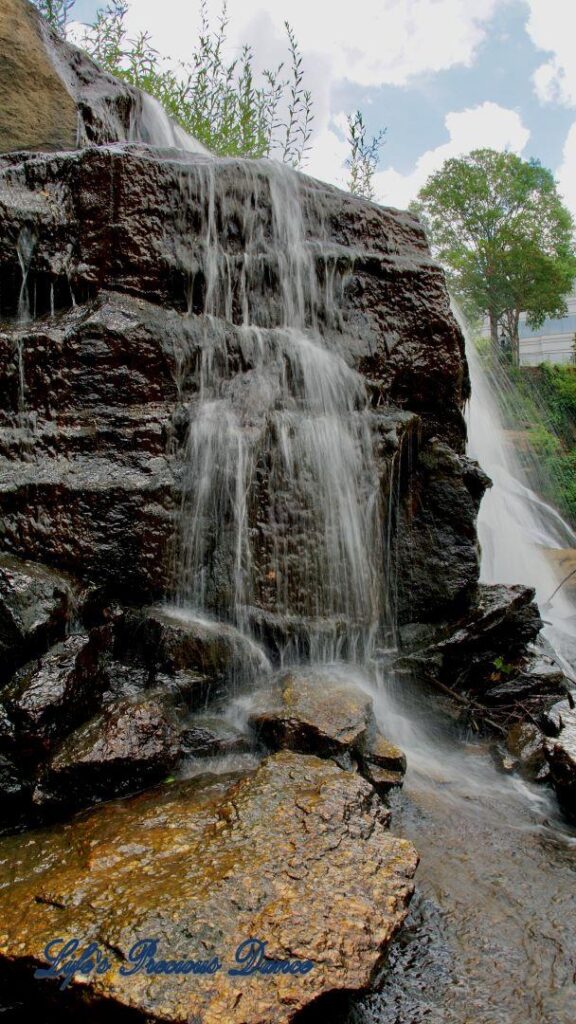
[517,288,576,366]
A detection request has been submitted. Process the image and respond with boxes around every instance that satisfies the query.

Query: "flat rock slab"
[248,669,376,758]
[0,751,418,1023]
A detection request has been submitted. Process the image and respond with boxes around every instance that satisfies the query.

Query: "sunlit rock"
[0,751,418,1023]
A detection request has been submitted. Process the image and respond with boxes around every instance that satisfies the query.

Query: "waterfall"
[134,95,211,156]
[466,333,576,670]
[14,226,37,419]
[174,160,386,663]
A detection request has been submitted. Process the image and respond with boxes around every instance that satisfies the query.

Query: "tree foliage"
[500,362,576,526]
[345,111,386,200]
[33,0,314,165]
[413,149,576,362]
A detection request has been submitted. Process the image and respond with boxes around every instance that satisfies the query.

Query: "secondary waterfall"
[466,335,576,670]
[174,160,387,663]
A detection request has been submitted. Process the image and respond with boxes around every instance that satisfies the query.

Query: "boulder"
[34,697,179,809]
[0,554,73,679]
[542,700,576,821]
[0,751,418,1023]
[356,732,407,795]
[398,583,543,694]
[505,721,549,782]
[1,632,107,757]
[248,669,376,761]
[180,713,251,759]
[116,606,272,698]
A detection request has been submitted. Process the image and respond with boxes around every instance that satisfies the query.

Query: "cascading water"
[134,95,211,156]
[466,333,576,671]
[173,159,387,664]
[350,319,576,1024]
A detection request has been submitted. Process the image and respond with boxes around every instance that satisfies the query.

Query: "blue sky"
[68,0,576,214]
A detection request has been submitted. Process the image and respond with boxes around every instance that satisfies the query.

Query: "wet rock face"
[542,700,576,821]
[0,752,418,1024]
[0,143,480,623]
[399,583,543,693]
[0,555,73,680]
[118,606,272,693]
[0,295,186,599]
[248,668,376,759]
[35,697,179,808]
[0,0,145,154]
[396,442,490,621]
[2,632,108,758]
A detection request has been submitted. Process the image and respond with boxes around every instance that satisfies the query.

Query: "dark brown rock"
[396,441,490,622]
[34,697,179,808]
[482,653,567,707]
[179,713,250,758]
[0,295,189,598]
[0,554,73,680]
[0,751,418,1023]
[0,139,477,623]
[1,632,107,756]
[248,668,375,760]
[399,583,543,693]
[116,606,272,695]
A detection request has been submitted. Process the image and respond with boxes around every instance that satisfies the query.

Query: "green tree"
[345,110,386,200]
[413,149,576,363]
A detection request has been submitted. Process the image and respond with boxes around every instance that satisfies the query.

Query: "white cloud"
[371,102,530,208]
[123,0,506,88]
[305,116,350,188]
[556,121,576,217]
[118,0,510,198]
[527,0,576,107]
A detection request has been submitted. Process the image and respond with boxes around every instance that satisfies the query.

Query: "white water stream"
[173,160,386,663]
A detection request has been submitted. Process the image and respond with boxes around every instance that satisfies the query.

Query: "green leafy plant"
[32,0,314,165]
[32,0,75,36]
[492,657,516,676]
[345,110,386,200]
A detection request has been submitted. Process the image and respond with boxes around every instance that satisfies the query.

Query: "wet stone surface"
[0,751,418,1024]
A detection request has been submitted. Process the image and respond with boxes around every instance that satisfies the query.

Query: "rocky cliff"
[0,3,573,1021]
[0,144,483,624]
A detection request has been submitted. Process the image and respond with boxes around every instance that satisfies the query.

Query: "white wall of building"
[518,289,576,366]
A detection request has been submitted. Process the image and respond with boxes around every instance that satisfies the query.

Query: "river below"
[353,675,576,1024]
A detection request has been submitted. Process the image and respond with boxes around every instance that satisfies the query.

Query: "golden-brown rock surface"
[0,0,77,152]
[0,751,418,1023]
